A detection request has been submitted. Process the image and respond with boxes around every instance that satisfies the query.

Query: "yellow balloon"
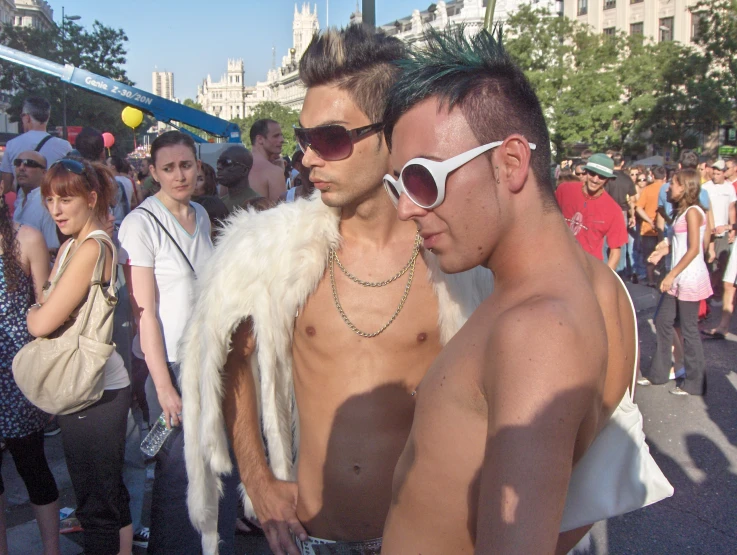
[121,106,144,129]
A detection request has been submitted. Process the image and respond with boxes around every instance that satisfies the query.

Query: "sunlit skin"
[223,84,443,555]
[250,122,287,202]
[381,98,635,555]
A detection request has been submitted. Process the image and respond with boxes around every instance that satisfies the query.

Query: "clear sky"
[48,0,431,101]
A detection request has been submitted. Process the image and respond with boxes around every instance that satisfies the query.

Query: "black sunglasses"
[13,158,46,170]
[217,158,247,169]
[51,158,86,175]
[293,122,384,162]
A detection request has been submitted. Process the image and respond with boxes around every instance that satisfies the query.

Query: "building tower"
[293,3,319,59]
[227,59,244,87]
[152,71,175,101]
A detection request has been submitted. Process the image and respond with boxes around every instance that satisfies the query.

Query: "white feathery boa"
[179,192,493,554]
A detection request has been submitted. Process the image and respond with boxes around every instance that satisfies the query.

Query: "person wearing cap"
[555,153,629,270]
[634,165,664,287]
[702,158,737,300]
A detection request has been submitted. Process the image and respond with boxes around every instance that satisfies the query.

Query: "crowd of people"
[555,147,736,396]
[0,21,730,555]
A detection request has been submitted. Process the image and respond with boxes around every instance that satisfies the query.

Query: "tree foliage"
[693,0,737,121]
[232,101,300,155]
[504,5,735,159]
[0,21,133,155]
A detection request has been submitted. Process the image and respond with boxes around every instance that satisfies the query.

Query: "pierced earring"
[495,167,500,184]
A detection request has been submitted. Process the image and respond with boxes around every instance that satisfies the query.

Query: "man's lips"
[420,232,441,249]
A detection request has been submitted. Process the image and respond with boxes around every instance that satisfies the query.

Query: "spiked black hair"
[384,26,554,204]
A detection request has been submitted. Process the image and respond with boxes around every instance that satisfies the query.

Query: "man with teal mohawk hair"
[381,27,671,554]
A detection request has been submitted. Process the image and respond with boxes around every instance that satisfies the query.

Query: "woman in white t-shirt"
[119,132,238,554]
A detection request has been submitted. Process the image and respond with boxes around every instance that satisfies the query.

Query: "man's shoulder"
[485,293,593,384]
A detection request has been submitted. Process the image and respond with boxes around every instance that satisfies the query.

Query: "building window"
[630,22,644,35]
[604,0,616,9]
[578,0,588,15]
[659,16,674,42]
[691,13,702,42]
[603,27,616,36]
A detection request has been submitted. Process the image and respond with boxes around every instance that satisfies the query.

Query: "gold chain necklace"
[332,233,421,287]
[329,233,422,338]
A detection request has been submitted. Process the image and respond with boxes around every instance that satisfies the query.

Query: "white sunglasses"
[384,140,536,210]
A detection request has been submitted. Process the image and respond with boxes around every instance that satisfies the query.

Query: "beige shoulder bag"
[13,230,118,415]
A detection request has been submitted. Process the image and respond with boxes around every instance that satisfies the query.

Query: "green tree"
[638,41,728,153]
[692,0,737,121]
[232,101,300,155]
[180,98,208,140]
[0,21,134,155]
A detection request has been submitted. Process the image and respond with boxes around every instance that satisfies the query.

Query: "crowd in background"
[0,94,734,554]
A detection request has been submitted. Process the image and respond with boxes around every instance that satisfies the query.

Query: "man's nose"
[396,193,429,222]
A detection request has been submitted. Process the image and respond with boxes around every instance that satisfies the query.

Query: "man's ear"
[499,135,533,194]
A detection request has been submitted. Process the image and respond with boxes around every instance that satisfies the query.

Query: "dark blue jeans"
[147,423,240,554]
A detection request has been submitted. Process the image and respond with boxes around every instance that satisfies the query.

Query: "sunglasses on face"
[13,158,45,170]
[585,169,606,179]
[383,140,537,210]
[574,171,585,176]
[217,158,247,169]
[637,177,647,183]
[293,122,384,162]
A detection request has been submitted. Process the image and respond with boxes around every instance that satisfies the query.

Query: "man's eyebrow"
[296,120,348,128]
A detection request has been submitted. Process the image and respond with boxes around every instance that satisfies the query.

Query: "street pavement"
[3,282,736,554]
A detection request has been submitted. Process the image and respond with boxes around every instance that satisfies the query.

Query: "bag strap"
[137,207,196,275]
[51,231,118,295]
[612,270,639,401]
[34,134,52,152]
[73,234,118,335]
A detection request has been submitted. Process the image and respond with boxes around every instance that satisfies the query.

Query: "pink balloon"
[102,132,115,148]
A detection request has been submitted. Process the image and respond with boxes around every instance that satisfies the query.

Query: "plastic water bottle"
[140,412,176,457]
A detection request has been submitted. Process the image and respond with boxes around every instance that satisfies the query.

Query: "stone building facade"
[564,0,700,45]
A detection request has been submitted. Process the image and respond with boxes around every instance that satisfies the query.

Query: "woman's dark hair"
[674,169,702,212]
[150,131,197,166]
[40,160,117,221]
[0,199,26,293]
[200,163,218,196]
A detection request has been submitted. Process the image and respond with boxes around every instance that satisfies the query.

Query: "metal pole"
[484,0,497,32]
[362,0,375,29]
[61,6,67,140]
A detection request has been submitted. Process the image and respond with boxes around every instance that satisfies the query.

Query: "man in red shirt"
[556,153,628,270]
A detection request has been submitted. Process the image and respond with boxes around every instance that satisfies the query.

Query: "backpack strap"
[137,207,195,275]
[34,134,53,153]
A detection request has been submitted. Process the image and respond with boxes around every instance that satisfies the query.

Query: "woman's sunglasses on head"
[293,122,384,162]
[51,158,86,175]
[383,139,537,210]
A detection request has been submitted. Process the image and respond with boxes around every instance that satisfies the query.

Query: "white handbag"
[560,275,674,532]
